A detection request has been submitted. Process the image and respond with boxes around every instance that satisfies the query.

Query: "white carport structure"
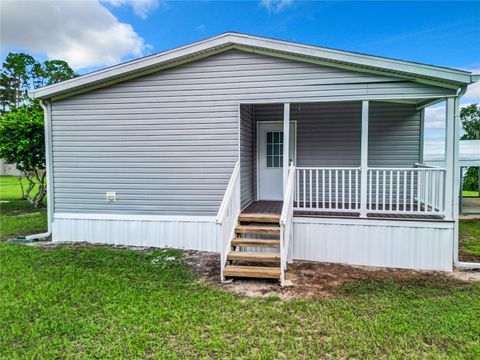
[425,140,480,214]
[458,141,479,215]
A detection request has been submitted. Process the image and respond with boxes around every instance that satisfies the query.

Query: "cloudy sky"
[1,0,479,158]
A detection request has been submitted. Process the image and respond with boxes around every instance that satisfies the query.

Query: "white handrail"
[294,166,446,216]
[294,167,361,212]
[367,167,445,215]
[415,163,443,169]
[280,163,295,286]
[371,166,446,171]
[216,161,240,224]
[296,166,361,170]
[216,161,241,282]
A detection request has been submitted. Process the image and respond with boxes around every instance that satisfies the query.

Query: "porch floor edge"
[243,201,447,222]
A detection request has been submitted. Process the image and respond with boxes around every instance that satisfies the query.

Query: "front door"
[257,122,296,200]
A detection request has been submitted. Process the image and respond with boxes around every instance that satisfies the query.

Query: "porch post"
[283,103,290,195]
[419,108,425,163]
[444,97,456,220]
[359,100,369,218]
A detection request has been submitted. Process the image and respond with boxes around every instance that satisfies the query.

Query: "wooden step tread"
[227,251,280,263]
[224,265,280,279]
[238,213,280,224]
[235,225,280,235]
[231,238,280,248]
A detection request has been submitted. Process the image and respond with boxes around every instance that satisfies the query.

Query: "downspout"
[453,85,480,269]
[26,99,53,240]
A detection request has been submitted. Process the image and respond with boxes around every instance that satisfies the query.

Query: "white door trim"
[256,120,297,201]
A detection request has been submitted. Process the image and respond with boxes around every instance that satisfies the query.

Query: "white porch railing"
[293,166,446,217]
[280,163,295,286]
[294,167,361,212]
[367,167,445,215]
[216,161,241,282]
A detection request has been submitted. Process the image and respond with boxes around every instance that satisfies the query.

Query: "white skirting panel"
[53,213,220,252]
[293,218,454,271]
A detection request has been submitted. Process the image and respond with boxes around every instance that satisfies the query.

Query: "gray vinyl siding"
[51,49,447,215]
[240,104,254,208]
[368,102,422,167]
[252,101,420,168]
[250,102,361,199]
[294,102,362,167]
[244,102,420,204]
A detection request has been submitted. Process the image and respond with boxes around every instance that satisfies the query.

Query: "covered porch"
[239,99,456,221]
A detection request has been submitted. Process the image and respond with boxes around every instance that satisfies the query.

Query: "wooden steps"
[223,211,282,283]
[231,238,280,248]
[238,213,280,224]
[235,225,280,235]
[227,251,280,263]
[224,265,280,279]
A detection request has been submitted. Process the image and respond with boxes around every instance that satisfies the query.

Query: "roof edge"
[33,32,475,99]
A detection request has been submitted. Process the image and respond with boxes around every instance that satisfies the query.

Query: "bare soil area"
[32,242,480,300]
[181,249,480,300]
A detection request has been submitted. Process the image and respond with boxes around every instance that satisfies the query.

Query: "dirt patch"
[182,249,480,300]
[446,270,480,282]
[30,242,480,300]
[459,251,480,263]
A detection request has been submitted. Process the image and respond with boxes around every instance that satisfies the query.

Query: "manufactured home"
[33,33,479,284]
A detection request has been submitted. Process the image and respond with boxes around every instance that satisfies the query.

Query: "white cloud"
[1,0,150,70]
[260,0,293,13]
[460,68,480,100]
[424,102,478,129]
[423,101,478,159]
[464,77,480,99]
[102,0,161,19]
[424,139,445,160]
[425,105,446,129]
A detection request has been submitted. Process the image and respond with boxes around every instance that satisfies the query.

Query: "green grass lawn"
[463,191,480,197]
[460,221,480,259]
[0,176,47,241]
[0,243,479,359]
[1,175,479,357]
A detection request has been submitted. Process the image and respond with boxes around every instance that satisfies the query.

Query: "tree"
[0,53,36,112]
[0,104,46,207]
[0,53,77,112]
[0,52,76,207]
[460,104,480,140]
[32,60,76,88]
[460,104,480,193]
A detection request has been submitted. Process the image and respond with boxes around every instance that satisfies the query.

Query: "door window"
[266,131,283,168]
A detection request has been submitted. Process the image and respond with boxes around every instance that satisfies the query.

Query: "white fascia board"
[231,34,472,84]
[33,32,473,99]
[33,33,234,99]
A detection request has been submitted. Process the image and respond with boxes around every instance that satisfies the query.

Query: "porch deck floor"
[242,201,444,221]
[242,201,283,215]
